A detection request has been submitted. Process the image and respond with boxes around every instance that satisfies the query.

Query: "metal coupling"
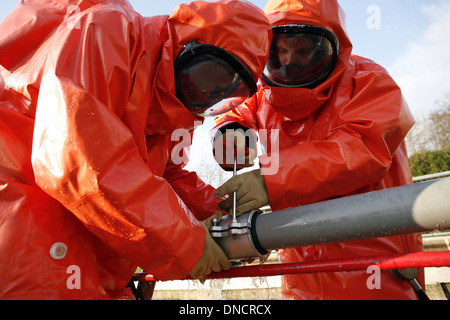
[210,210,268,260]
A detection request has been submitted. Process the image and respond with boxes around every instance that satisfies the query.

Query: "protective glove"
[214,169,269,216]
[189,212,231,283]
[212,126,257,171]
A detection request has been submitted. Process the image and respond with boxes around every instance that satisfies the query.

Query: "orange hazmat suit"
[0,0,271,299]
[214,0,423,300]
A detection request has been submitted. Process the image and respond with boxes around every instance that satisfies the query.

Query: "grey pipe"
[212,178,450,260]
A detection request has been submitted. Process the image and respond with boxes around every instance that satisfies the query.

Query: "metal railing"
[413,171,450,182]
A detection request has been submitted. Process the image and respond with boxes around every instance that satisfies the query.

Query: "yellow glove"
[215,169,269,216]
[189,212,231,283]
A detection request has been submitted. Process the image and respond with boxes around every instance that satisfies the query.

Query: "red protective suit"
[0,0,270,299]
[215,0,423,299]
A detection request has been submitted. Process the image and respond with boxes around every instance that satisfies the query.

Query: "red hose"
[135,250,450,282]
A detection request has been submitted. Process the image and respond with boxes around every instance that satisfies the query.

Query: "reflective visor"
[263,25,339,88]
[175,43,256,117]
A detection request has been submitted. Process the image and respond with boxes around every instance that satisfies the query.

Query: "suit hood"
[260,0,353,120]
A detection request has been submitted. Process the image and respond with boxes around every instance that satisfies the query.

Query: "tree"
[407,93,450,176]
[405,113,429,155]
[428,101,450,150]
[194,157,232,188]
[406,93,450,154]
[409,147,450,177]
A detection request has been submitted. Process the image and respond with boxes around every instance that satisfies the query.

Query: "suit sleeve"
[164,161,222,221]
[31,7,205,281]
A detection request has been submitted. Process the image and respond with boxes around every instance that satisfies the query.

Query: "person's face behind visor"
[263,25,339,88]
[175,43,256,117]
[277,36,316,66]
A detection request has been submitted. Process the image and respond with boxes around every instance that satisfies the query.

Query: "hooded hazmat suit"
[214,0,423,299]
[0,0,271,299]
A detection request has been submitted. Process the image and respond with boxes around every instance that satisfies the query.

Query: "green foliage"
[409,147,450,177]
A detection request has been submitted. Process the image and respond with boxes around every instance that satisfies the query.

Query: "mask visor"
[263,25,339,88]
[175,44,255,117]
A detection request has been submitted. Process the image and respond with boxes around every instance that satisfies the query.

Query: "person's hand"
[213,128,257,171]
[214,169,269,216]
[189,212,231,283]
